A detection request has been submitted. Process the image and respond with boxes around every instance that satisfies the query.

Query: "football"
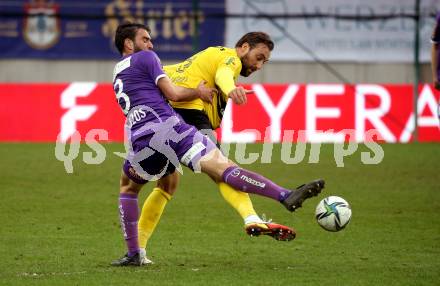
[315,196,352,232]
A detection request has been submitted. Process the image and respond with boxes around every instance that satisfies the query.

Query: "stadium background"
[0,1,439,285]
[1,0,440,143]
[0,0,438,84]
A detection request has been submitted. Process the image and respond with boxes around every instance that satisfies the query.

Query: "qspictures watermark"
[54,127,384,176]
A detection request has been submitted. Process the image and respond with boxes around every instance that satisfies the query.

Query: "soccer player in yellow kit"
[137,32,322,264]
[166,45,248,134]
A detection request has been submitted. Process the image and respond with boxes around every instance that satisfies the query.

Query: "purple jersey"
[112,50,217,183]
[112,50,177,132]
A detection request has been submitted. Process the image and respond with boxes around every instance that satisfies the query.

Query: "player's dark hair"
[114,22,151,55]
[235,32,274,51]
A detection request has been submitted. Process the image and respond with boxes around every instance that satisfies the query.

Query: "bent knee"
[157,184,178,196]
[156,172,179,196]
[119,171,143,195]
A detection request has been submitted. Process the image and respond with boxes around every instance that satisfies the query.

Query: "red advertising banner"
[1,83,439,142]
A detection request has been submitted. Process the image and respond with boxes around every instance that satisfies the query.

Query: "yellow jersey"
[164,46,242,129]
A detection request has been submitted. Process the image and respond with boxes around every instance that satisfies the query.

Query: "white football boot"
[139,248,154,265]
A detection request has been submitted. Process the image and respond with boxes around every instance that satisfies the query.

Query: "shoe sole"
[284,179,325,212]
[111,254,143,267]
[111,261,143,267]
[140,258,154,266]
[246,223,296,241]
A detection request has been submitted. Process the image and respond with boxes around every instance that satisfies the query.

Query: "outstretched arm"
[157,77,215,102]
[215,66,252,105]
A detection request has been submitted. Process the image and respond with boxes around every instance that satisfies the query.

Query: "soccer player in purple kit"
[110,23,325,266]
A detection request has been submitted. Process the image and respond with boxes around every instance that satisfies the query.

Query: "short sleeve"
[141,51,166,85]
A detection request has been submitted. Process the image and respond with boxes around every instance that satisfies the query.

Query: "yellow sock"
[218,182,257,220]
[138,187,171,249]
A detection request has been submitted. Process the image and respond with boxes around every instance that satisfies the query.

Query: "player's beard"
[239,53,256,77]
[133,41,152,53]
[134,44,143,53]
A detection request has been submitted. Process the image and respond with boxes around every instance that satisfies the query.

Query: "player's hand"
[228,86,253,105]
[197,80,216,103]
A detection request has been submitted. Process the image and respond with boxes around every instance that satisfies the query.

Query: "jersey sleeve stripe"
[155,74,166,85]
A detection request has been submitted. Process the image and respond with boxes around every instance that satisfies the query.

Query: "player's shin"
[222,166,291,202]
[218,182,258,220]
[138,187,172,249]
[118,193,140,256]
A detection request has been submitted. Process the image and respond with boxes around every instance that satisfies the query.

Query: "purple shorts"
[123,119,216,184]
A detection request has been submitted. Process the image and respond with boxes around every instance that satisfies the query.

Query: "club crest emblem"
[23,0,61,50]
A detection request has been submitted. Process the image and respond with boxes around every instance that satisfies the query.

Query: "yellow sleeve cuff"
[215,66,236,96]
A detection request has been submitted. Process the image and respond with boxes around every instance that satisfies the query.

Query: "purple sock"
[118,193,139,257]
[222,166,291,202]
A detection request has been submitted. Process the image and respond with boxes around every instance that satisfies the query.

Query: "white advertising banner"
[225,0,439,62]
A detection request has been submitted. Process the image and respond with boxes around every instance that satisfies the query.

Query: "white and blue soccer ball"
[315,196,352,232]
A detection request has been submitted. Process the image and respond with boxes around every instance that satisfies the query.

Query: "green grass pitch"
[0,143,439,285]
